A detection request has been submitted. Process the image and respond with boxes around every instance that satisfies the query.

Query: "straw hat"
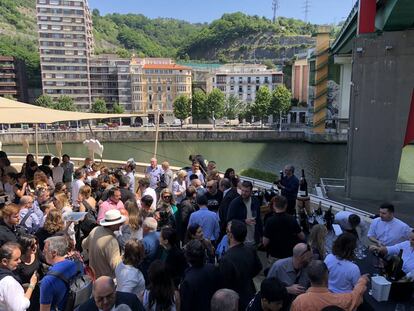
[100,209,126,226]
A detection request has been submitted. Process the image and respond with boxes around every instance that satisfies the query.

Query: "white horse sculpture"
[83,139,104,160]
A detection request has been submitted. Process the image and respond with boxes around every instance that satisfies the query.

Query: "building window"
[239,77,242,83]
[256,77,260,84]
[264,77,269,83]
[148,86,152,91]
[247,77,251,83]
[256,85,260,91]
[238,86,243,93]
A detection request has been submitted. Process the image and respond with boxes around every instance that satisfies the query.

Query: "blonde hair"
[0,203,20,219]
[308,224,328,260]
[177,170,187,180]
[124,200,141,231]
[44,209,64,234]
[54,193,70,210]
[79,184,92,198]
[158,188,176,207]
[34,171,48,188]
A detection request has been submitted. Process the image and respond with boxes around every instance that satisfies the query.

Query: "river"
[4,141,414,187]
[3,141,348,187]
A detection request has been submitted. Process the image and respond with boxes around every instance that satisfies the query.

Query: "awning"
[0,97,144,124]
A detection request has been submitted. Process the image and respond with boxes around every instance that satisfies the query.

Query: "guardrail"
[239,175,374,219]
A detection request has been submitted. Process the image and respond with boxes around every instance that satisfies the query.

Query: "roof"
[143,64,191,70]
[0,97,143,124]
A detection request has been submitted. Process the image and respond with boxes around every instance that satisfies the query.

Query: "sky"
[88,0,358,25]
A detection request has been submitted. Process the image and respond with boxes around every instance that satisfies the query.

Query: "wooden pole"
[35,123,39,163]
[154,110,160,158]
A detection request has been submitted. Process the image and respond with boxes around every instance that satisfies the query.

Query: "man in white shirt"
[124,160,136,193]
[367,203,411,246]
[0,242,37,311]
[370,230,414,276]
[51,157,64,184]
[71,168,85,209]
[137,178,156,211]
[145,158,163,189]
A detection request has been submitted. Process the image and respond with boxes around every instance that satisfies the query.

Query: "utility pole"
[303,0,310,22]
[272,0,279,23]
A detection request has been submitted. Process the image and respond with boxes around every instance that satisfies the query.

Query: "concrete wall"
[346,30,414,200]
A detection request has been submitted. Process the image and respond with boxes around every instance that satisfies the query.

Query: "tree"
[2,94,15,100]
[270,85,292,131]
[91,99,108,113]
[54,95,77,111]
[34,94,54,108]
[112,103,125,114]
[224,95,245,120]
[250,86,272,125]
[206,88,225,121]
[191,88,207,126]
[173,95,191,127]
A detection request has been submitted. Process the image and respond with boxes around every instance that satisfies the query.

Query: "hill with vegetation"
[0,1,323,88]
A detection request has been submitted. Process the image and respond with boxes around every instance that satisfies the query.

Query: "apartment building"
[291,53,309,104]
[0,56,29,102]
[36,0,94,110]
[130,58,192,122]
[211,64,283,104]
[89,55,131,110]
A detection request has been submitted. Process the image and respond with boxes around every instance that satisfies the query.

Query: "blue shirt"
[40,259,79,309]
[368,217,411,246]
[387,241,414,274]
[145,165,163,189]
[188,207,220,241]
[142,231,160,261]
[324,254,360,293]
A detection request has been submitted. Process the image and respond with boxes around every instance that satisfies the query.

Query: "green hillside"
[0,1,322,88]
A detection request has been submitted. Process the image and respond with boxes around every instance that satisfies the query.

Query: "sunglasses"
[163,195,172,199]
[300,244,312,257]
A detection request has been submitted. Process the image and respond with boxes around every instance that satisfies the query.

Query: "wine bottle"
[390,249,404,281]
[278,170,284,190]
[315,201,323,215]
[299,169,308,197]
[324,206,334,230]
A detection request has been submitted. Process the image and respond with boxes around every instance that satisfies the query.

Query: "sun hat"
[100,209,126,226]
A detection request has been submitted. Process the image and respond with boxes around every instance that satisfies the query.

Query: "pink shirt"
[97,199,124,222]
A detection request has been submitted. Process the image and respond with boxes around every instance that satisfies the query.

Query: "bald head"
[292,243,308,257]
[94,276,115,293]
[211,289,239,311]
[19,195,33,206]
[93,276,116,311]
[191,179,202,188]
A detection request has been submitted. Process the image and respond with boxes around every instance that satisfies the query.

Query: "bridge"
[327,0,414,215]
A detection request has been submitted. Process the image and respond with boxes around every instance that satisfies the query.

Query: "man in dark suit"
[180,240,219,311]
[77,276,144,311]
[227,181,262,246]
[218,178,240,237]
[218,220,262,311]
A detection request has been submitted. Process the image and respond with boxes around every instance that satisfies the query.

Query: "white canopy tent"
[0,97,145,158]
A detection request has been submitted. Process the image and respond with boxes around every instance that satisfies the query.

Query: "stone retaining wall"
[0,129,347,145]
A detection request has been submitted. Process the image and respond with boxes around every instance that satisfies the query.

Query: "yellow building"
[130,58,192,122]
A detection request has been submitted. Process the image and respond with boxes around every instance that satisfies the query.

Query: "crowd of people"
[0,150,413,311]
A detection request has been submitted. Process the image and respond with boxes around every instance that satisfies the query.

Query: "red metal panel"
[358,0,376,34]
[403,89,414,147]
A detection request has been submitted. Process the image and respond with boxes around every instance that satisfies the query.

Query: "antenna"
[272,0,279,23]
[303,0,310,22]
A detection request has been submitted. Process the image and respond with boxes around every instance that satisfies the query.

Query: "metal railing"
[395,182,414,192]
